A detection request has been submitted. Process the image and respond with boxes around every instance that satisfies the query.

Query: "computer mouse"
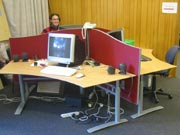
[75,73,85,78]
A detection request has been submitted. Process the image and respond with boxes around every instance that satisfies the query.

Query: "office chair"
[148,45,179,103]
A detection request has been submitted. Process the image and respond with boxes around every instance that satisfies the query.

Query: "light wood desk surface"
[0,60,135,88]
[141,49,176,75]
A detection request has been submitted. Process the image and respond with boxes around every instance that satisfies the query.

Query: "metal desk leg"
[176,49,180,78]
[14,75,28,115]
[87,81,128,133]
[131,76,163,119]
[79,87,85,95]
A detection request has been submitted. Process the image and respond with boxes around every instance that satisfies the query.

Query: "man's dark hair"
[49,13,61,21]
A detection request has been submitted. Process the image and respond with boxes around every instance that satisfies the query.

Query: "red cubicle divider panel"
[9,34,48,59]
[9,28,85,59]
[9,28,108,60]
[89,29,141,104]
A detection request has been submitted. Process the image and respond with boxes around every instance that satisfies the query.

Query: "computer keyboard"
[40,66,77,77]
[141,55,152,61]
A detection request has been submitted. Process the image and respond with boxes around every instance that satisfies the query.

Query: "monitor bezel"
[107,28,124,42]
[47,33,76,65]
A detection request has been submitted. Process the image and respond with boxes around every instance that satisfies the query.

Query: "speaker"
[13,55,19,62]
[34,61,38,66]
[119,63,127,74]
[107,66,115,74]
[21,52,28,62]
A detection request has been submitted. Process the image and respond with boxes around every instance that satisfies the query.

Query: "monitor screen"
[107,28,124,42]
[47,33,75,65]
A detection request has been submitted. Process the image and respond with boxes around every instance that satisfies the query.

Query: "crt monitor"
[107,28,124,42]
[47,33,75,66]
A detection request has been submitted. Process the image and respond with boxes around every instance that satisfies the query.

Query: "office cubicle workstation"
[1,1,179,134]
[0,28,142,133]
[1,26,176,133]
[9,28,141,105]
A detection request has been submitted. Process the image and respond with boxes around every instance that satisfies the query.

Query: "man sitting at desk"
[41,13,63,34]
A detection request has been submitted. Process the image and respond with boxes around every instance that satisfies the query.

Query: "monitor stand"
[57,63,69,67]
[57,63,78,67]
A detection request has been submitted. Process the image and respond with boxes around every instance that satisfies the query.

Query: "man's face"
[50,15,60,27]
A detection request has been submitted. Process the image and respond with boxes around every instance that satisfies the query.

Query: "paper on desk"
[30,60,48,67]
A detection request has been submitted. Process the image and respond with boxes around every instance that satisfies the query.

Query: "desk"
[0,60,135,133]
[131,49,176,119]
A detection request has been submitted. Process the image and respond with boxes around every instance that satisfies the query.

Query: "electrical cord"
[0,94,65,104]
[29,95,65,102]
[105,92,125,115]
[107,106,125,115]
[70,87,115,123]
[0,94,20,104]
[85,88,98,115]
[89,104,113,123]
[70,88,99,122]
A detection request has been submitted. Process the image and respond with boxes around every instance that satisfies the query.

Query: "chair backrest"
[165,45,179,64]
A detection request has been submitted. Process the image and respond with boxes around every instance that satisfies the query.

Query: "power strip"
[60,111,80,118]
